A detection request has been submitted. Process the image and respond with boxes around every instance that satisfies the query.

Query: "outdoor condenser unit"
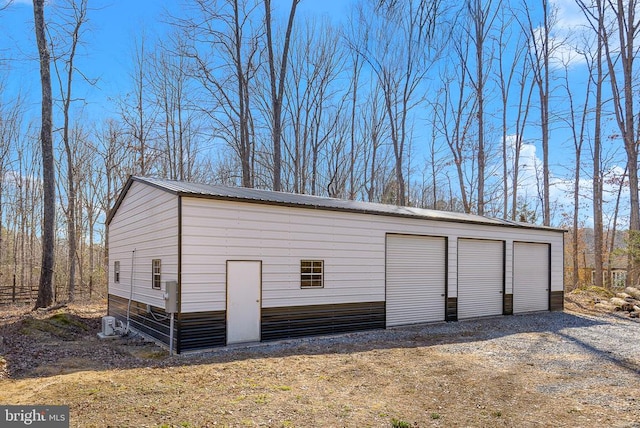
[101,316,116,336]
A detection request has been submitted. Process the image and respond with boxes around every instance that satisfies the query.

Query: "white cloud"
[526,0,593,69]
[552,0,590,30]
[499,135,630,228]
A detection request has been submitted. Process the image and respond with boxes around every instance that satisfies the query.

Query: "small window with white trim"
[301,260,323,288]
[152,259,161,290]
[114,261,120,283]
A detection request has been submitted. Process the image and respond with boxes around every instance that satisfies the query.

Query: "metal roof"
[108,176,564,232]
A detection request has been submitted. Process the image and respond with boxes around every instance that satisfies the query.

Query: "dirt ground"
[0,290,639,428]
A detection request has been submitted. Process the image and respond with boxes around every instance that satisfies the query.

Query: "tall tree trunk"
[592,1,604,288]
[57,0,87,302]
[264,0,299,191]
[468,0,497,216]
[521,0,551,225]
[33,0,55,309]
[349,55,361,200]
[602,0,640,286]
[234,0,252,188]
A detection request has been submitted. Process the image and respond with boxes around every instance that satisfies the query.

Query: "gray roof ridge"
[131,176,564,232]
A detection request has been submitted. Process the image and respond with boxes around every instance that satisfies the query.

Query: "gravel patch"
[194,310,640,368]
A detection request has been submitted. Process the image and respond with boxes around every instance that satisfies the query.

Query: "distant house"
[106,176,565,354]
[568,228,629,288]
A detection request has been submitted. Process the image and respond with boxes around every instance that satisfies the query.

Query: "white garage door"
[386,234,446,326]
[513,242,549,313]
[458,239,504,319]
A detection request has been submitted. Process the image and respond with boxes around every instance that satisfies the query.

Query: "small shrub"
[584,285,615,298]
[254,394,268,404]
[431,412,441,419]
[391,418,411,428]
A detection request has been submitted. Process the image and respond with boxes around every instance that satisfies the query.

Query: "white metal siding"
[108,182,179,308]
[513,242,549,313]
[458,239,504,319]
[386,235,446,326]
[178,198,563,314]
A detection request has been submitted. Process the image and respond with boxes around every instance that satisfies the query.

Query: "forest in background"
[0,0,639,304]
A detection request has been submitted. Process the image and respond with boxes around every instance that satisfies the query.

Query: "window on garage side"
[301,260,323,288]
[152,259,161,290]
[114,261,120,283]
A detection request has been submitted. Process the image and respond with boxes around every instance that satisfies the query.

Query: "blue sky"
[0,0,632,228]
[1,0,349,117]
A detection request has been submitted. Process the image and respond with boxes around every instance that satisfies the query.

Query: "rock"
[595,302,615,311]
[624,287,640,300]
[610,297,634,312]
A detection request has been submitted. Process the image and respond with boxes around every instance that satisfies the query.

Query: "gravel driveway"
[202,310,640,372]
[3,304,640,427]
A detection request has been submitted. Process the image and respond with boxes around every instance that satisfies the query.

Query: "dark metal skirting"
[446,297,458,321]
[108,294,226,353]
[178,311,226,352]
[261,301,385,342]
[550,290,564,311]
[109,294,174,348]
[503,293,514,315]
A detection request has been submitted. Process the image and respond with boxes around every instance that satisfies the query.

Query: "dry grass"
[0,295,638,427]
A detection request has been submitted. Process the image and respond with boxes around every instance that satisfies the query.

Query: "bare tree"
[33,0,55,308]
[351,0,442,206]
[576,0,608,288]
[0,84,24,290]
[494,6,527,219]
[602,0,640,286]
[50,0,89,302]
[264,0,300,191]
[149,34,204,181]
[434,30,478,214]
[560,43,593,289]
[178,0,261,187]
[120,34,156,176]
[361,83,392,203]
[519,0,553,226]
[509,54,534,221]
[347,44,363,200]
[464,0,500,216]
[283,19,345,195]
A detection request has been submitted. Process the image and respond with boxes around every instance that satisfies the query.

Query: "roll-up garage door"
[386,234,446,326]
[513,242,549,313]
[458,238,504,319]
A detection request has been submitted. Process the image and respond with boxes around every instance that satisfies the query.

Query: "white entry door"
[226,260,262,344]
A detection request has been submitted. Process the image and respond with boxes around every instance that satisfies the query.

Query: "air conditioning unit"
[101,316,116,336]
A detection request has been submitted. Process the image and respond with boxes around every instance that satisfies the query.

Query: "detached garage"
[107,176,565,354]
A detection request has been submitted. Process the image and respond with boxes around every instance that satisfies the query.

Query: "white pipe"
[169,312,175,356]
[126,248,136,334]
